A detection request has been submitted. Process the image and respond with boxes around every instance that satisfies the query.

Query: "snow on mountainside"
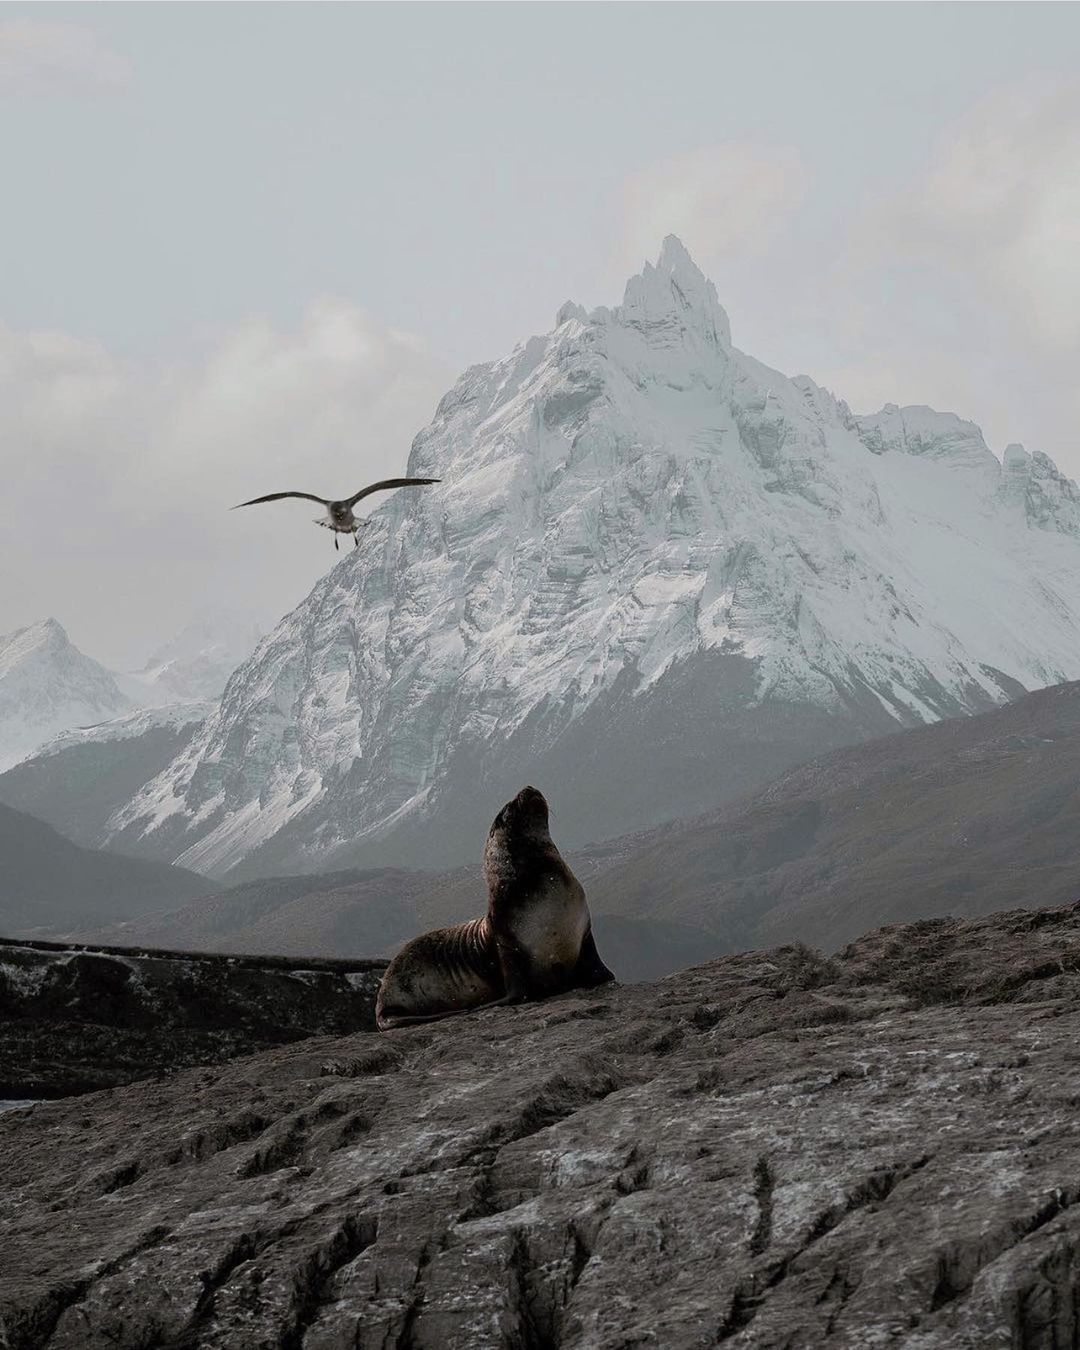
[39,702,216,757]
[0,619,132,771]
[109,237,1080,878]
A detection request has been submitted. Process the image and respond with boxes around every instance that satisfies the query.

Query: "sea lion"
[375,785,614,1030]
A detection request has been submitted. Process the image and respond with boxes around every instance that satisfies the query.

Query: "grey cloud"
[0,303,450,667]
[0,21,133,97]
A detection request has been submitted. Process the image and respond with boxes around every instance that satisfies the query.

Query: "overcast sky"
[1,3,1078,667]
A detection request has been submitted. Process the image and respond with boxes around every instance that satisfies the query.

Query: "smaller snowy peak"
[0,618,132,771]
[998,442,1080,535]
[0,617,69,676]
[555,300,588,327]
[853,409,1080,534]
[852,405,997,472]
[0,618,100,679]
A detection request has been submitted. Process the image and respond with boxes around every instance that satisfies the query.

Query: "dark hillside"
[585,679,1080,951]
[0,801,216,934]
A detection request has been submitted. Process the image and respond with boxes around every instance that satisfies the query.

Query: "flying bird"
[233,477,440,549]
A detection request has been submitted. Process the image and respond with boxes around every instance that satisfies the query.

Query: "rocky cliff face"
[106,238,1080,879]
[0,938,385,1098]
[4,903,1080,1348]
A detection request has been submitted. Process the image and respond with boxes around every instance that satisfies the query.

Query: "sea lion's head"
[488,785,550,842]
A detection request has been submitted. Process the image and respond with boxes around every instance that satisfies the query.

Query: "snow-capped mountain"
[0,619,132,771]
[118,614,264,706]
[109,237,1080,878]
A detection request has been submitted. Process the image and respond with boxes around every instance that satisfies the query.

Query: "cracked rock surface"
[5,904,1080,1348]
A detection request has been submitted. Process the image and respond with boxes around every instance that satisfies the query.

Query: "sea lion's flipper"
[493,934,533,1005]
[378,990,523,1031]
[378,1002,491,1031]
[573,928,616,988]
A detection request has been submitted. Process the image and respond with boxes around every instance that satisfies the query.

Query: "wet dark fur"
[375,786,614,1030]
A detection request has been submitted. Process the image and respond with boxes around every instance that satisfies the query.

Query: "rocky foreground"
[5,905,1080,1348]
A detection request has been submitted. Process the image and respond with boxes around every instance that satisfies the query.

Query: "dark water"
[0,1100,36,1113]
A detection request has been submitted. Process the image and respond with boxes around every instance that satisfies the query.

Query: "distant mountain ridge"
[70,857,732,984]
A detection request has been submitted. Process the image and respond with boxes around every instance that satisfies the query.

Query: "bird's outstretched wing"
[345,477,440,508]
[232,491,329,510]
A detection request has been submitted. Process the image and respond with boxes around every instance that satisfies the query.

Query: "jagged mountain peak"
[619,235,732,349]
[108,241,1080,878]
[0,617,69,667]
[0,617,131,771]
[0,617,89,676]
[997,437,1080,530]
[552,239,732,362]
[555,299,588,327]
[656,231,700,273]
